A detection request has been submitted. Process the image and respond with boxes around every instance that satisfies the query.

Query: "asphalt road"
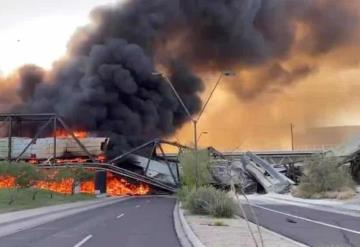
[0,197,181,247]
[240,203,360,247]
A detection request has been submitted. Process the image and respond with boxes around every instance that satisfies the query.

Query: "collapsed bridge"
[0,113,185,195]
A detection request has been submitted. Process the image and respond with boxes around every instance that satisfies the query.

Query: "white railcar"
[0,137,109,160]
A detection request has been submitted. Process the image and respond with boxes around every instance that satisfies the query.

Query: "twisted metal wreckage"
[1,113,360,194]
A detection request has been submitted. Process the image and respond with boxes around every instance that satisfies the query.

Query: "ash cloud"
[0,0,359,153]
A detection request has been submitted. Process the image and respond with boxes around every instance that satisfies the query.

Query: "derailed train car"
[0,137,109,160]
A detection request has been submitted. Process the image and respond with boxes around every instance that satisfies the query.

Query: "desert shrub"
[184,186,236,218]
[176,185,191,202]
[294,156,356,199]
[178,149,212,188]
[208,191,237,218]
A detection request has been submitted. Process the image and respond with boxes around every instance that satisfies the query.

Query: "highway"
[240,202,360,247]
[0,197,181,247]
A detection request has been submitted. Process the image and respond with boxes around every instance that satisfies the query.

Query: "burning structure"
[0,113,183,195]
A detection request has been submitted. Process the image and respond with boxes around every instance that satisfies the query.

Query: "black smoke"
[2,0,359,154]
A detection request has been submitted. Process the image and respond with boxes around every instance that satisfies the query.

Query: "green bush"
[208,191,237,218]
[184,186,237,218]
[178,149,212,187]
[294,156,356,199]
[176,185,191,202]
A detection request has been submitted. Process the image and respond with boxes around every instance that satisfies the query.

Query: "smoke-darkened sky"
[0,0,360,152]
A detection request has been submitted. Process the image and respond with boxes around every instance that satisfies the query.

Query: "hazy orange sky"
[1,0,360,151]
[0,0,120,75]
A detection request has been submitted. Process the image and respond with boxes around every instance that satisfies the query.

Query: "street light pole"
[197,131,208,143]
[153,71,235,190]
[193,120,199,188]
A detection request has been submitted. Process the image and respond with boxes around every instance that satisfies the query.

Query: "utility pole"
[290,123,294,151]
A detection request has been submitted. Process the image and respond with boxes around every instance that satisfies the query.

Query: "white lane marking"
[116,213,125,219]
[74,234,93,247]
[252,204,360,235]
[136,205,141,208]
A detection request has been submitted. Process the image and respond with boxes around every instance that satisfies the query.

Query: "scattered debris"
[208,148,293,194]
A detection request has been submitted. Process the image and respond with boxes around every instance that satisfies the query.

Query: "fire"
[54,129,88,138]
[0,176,15,188]
[97,154,106,163]
[80,180,95,193]
[0,172,149,196]
[106,172,150,196]
[35,179,74,194]
[28,159,39,164]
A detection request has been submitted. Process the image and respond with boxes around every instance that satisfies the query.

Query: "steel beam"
[57,117,96,162]
[15,118,53,162]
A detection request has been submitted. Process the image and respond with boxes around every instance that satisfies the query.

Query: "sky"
[0,0,120,75]
[0,0,360,151]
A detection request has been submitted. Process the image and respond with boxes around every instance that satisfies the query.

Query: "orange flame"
[0,176,15,188]
[0,172,149,196]
[35,179,74,194]
[54,129,88,138]
[80,180,95,193]
[106,172,150,196]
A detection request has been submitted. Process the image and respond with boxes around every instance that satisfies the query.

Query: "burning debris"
[0,171,149,196]
[106,173,149,196]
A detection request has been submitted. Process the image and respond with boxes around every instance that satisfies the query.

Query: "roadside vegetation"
[177,150,237,218]
[0,188,93,213]
[293,156,356,199]
[0,162,95,212]
[178,149,213,187]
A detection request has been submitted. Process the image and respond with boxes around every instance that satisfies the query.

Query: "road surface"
[240,202,360,247]
[0,197,181,247]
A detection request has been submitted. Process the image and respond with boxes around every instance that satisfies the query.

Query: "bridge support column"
[95,171,107,195]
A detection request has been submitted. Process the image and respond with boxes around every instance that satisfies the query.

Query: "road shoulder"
[175,202,306,247]
[0,196,128,238]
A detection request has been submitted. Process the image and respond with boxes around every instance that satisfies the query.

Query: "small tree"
[55,167,94,195]
[178,149,212,188]
[72,167,94,195]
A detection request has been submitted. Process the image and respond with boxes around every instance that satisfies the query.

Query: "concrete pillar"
[95,171,107,194]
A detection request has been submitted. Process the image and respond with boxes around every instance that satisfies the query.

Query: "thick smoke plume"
[0,0,359,154]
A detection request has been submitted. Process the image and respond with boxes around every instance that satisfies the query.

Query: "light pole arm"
[162,76,193,121]
[196,73,223,122]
